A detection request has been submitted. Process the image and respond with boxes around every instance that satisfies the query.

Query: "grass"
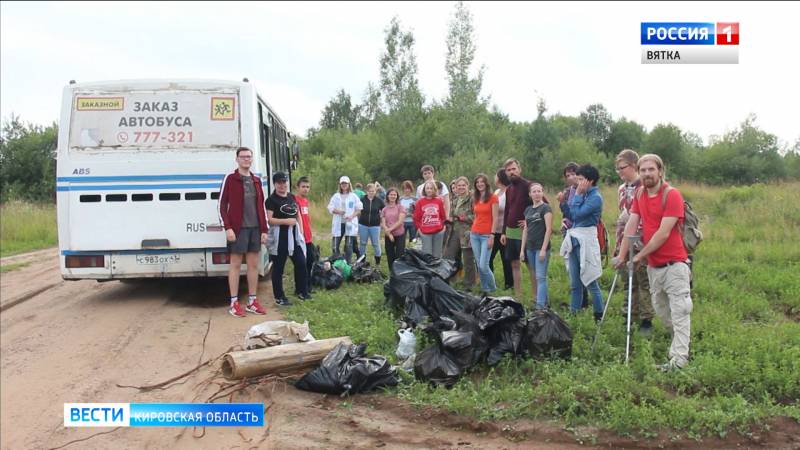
[0,261,31,273]
[285,182,800,440]
[0,201,57,257]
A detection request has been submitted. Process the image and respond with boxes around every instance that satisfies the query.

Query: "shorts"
[504,238,522,261]
[227,227,261,254]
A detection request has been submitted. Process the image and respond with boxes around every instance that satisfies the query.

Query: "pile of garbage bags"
[351,259,385,283]
[409,304,573,387]
[385,249,479,326]
[385,250,573,387]
[311,258,344,290]
[295,342,399,395]
[311,256,385,290]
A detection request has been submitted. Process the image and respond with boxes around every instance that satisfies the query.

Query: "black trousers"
[271,244,308,299]
[384,234,406,270]
[489,232,513,289]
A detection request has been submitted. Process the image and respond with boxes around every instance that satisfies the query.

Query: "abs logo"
[641,22,739,64]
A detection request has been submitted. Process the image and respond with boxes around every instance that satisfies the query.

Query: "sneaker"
[228,302,246,318]
[656,360,684,372]
[275,297,292,306]
[246,298,266,315]
[298,292,313,301]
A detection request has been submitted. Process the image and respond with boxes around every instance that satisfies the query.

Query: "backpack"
[636,185,703,254]
[597,219,610,267]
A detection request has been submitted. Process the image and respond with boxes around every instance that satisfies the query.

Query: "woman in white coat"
[327,176,363,264]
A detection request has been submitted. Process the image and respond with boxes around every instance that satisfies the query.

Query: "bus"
[56,79,297,280]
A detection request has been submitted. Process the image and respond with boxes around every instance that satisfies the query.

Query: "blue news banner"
[64,403,265,427]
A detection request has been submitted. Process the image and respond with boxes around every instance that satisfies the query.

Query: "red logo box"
[716,22,739,45]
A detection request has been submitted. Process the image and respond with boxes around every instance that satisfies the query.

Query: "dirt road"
[2,251,796,450]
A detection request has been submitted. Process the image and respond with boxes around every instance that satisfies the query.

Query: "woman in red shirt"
[470,174,499,294]
[413,180,446,258]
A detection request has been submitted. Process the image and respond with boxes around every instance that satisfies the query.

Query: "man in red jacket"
[218,147,269,317]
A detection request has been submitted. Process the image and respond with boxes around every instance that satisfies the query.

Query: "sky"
[2,1,799,147]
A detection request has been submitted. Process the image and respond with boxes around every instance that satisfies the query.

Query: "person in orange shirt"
[469,174,499,295]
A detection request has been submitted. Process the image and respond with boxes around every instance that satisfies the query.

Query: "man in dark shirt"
[266,171,310,305]
[499,158,532,299]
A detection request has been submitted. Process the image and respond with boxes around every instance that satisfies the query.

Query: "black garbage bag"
[295,343,399,395]
[414,314,488,387]
[404,297,430,327]
[351,260,385,283]
[522,309,573,360]
[428,277,471,319]
[486,318,526,366]
[414,343,462,388]
[475,296,526,330]
[310,260,344,290]
[449,310,489,367]
[393,249,458,281]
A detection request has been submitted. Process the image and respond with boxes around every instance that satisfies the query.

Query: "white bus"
[56,79,297,280]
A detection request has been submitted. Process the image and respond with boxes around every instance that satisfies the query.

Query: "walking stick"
[591,272,618,352]
[624,235,639,364]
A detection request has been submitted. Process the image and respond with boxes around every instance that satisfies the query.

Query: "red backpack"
[597,219,610,267]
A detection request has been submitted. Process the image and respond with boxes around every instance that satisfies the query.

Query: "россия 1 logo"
[641,22,739,64]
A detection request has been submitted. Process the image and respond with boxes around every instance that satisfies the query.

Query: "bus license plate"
[136,254,181,265]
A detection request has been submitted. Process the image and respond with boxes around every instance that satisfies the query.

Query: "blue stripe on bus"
[62,248,228,256]
[57,174,226,182]
[57,183,223,191]
[57,173,263,182]
[57,181,268,191]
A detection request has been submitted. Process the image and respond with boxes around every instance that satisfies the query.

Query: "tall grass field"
[0,201,57,257]
[289,182,800,440]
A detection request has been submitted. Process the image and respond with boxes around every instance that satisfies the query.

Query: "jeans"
[489,232,513,289]
[271,244,308,300]
[567,238,604,313]
[421,230,444,258]
[358,224,382,257]
[526,248,550,308]
[404,222,417,241]
[384,234,406,269]
[470,233,497,293]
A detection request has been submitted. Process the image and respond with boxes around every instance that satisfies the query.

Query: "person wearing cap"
[218,147,268,317]
[327,176,363,264]
[266,171,310,305]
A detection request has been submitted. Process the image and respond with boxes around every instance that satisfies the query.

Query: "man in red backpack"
[615,154,692,371]
[613,149,654,336]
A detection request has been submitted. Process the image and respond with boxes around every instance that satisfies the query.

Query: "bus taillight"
[65,255,105,268]
[212,252,230,264]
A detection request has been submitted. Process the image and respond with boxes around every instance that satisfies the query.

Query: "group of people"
[217,147,694,371]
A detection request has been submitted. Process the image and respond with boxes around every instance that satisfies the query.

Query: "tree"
[358,82,383,129]
[580,103,613,150]
[697,116,786,184]
[319,89,361,132]
[444,1,485,113]
[642,123,686,179]
[602,117,645,155]
[0,115,58,202]
[379,16,424,113]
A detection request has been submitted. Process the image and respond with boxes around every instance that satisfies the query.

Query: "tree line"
[298,2,800,195]
[1,2,799,203]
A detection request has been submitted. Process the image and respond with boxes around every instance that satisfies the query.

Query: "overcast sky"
[2,1,798,147]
